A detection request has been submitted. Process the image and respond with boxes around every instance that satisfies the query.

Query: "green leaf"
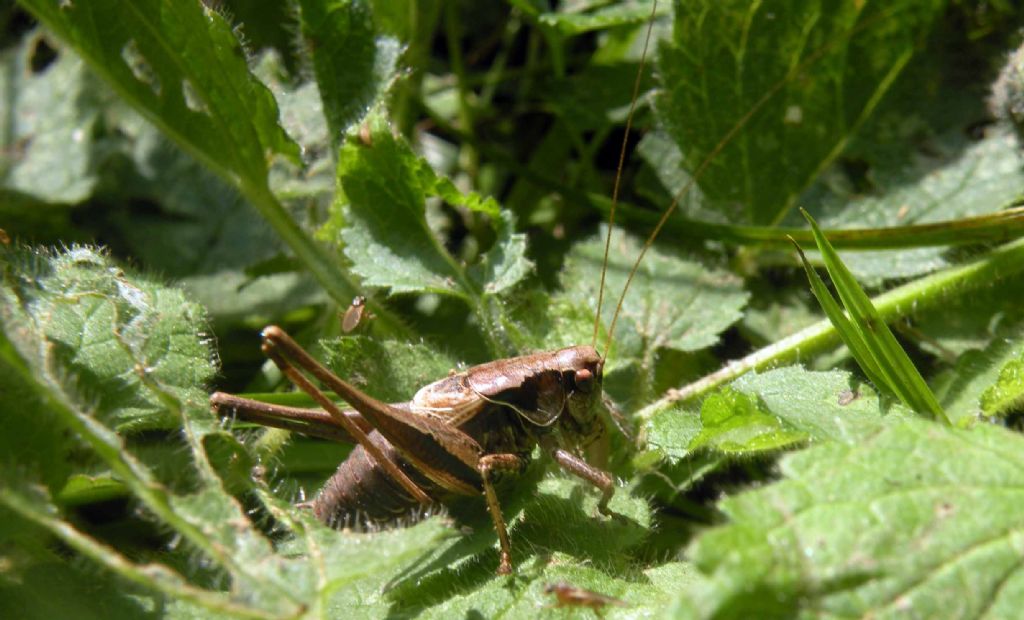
[809,128,1024,284]
[555,228,748,385]
[537,1,663,37]
[385,476,654,616]
[0,32,105,204]
[655,0,944,224]
[678,418,1024,619]
[320,335,460,403]
[100,119,327,322]
[0,246,298,617]
[0,545,152,620]
[412,559,692,619]
[646,367,899,459]
[689,388,810,454]
[469,211,533,296]
[297,0,402,146]
[981,348,1024,417]
[1,245,215,432]
[337,110,529,302]
[934,325,1024,423]
[19,0,380,317]
[0,243,462,617]
[21,0,299,186]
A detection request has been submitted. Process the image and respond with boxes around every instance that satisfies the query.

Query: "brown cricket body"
[314,345,604,522]
[210,0,661,577]
[210,331,615,574]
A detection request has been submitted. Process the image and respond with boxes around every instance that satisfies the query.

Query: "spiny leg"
[548,447,615,516]
[479,453,528,575]
[209,391,370,443]
[266,327,483,472]
[260,325,432,506]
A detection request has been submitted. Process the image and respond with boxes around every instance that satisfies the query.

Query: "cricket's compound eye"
[574,368,594,392]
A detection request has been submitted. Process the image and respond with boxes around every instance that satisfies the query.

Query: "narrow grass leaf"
[801,210,947,422]
[791,239,890,392]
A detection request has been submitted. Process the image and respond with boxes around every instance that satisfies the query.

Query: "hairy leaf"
[655,0,944,225]
[935,325,1024,422]
[297,0,401,146]
[337,111,530,302]
[677,418,1024,619]
[647,367,899,459]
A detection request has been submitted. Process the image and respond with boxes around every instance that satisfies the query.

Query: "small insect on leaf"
[837,389,859,406]
[544,582,628,617]
[341,295,370,332]
[358,121,372,147]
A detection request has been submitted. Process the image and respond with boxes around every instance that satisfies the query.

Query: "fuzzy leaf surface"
[647,367,899,460]
[337,112,529,301]
[677,417,1024,619]
[655,0,944,225]
[297,0,401,145]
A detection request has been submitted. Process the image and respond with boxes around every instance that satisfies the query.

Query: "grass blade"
[798,209,948,422]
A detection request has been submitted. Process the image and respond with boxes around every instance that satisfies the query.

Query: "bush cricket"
[210,1,664,575]
[211,331,616,575]
[211,0,702,575]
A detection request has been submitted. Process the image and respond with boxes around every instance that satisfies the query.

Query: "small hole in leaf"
[121,39,161,96]
[181,78,209,114]
[29,36,58,74]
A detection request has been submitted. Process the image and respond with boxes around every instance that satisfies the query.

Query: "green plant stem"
[1,493,288,620]
[242,185,408,337]
[419,108,1024,250]
[641,237,1024,417]
[0,331,300,608]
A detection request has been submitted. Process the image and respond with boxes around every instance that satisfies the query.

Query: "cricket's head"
[555,345,605,446]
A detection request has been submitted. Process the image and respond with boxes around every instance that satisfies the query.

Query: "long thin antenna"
[592,0,660,348]
[601,9,891,360]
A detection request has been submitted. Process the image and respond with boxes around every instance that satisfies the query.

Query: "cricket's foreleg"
[479,453,529,575]
[548,447,616,517]
[260,326,432,506]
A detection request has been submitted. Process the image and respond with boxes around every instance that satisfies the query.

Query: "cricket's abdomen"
[312,429,447,526]
[311,404,536,527]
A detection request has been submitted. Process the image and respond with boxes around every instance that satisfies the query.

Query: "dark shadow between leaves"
[381,479,648,618]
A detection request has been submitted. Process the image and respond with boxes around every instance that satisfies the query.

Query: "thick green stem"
[643,238,1024,416]
[1,493,286,620]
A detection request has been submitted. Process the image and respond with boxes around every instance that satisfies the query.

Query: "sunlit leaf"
[655,0,944,224]
[677,418,1024,618]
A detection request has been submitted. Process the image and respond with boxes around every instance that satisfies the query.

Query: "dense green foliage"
[3,0,1024,617]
